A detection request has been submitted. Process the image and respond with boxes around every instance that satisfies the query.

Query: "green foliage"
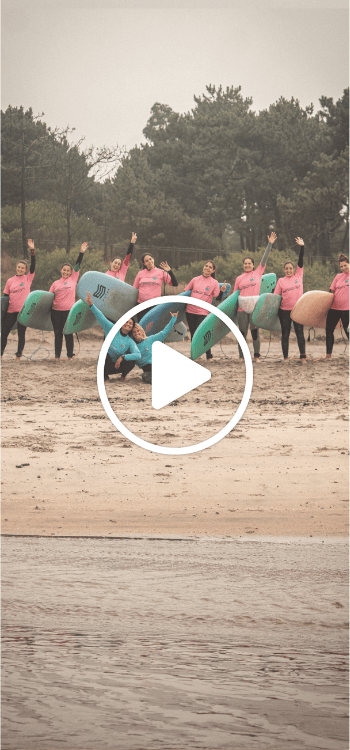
[1,200,101,256]
[170,245,338,291]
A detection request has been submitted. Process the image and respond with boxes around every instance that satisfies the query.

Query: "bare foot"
[325,354,332,360]
[301,358,307,365]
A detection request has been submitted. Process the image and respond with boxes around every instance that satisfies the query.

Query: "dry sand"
[1,325,348,538]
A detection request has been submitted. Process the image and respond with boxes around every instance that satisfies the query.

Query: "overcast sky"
[2,0,349,153]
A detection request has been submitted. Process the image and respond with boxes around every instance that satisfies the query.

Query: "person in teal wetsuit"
[131,312,178,384]
[85,292,141,381]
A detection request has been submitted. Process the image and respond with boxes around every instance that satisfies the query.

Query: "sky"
[2,0,349,154]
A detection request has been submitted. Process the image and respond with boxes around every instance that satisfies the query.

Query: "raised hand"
[267,232,277,245]
[221,280,227,292]
[85,292,93,307]
[160,261,171,272]
[131,232,137,244]
[170,311,178,318]
[80,242,89,253]
[295,237,304,246]
[28,239,35,254]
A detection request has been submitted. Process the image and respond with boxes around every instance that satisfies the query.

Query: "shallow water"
[2,536,348,749]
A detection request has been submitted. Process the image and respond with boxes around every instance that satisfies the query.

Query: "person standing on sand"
[185,261,227,361]
[2,239,36,360]
[133,253,178,321]
[85,292,141,381]
[49,243,88,360]
[131,313,178,384]
[325,254,349,359]
[274,237,307,364]
[106,232,137,282]
[233,232,277,363]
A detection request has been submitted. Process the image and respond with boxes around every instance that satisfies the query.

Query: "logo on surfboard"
[93,284,107,300]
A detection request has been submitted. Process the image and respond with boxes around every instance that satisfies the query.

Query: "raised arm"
[295,237,304,268]
[159,261,178,287]
[85,292,113,337]
[28,239,36,274]
[261,232,277,268]
[74,242,88,271]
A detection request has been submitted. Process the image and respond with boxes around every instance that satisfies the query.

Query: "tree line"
[2,85,348,275]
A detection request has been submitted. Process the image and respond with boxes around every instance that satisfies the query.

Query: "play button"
[152,341,211,409]
[97,295,253,455]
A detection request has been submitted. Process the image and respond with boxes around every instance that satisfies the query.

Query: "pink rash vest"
[274,266,303,311]
[330,272,350,310]
[49,269,80,311]
[133,267,172,303]
[233,263,266,312]
[185,275,220,316]
[4,272,35,313]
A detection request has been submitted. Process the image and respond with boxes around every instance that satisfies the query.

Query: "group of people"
[1,231,349,381]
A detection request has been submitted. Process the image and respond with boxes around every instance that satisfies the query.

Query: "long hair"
[111,256,122,266]
[141,252,154,269]
[206,260,216,279]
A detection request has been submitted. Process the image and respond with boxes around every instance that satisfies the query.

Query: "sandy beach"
[1,325,348,539]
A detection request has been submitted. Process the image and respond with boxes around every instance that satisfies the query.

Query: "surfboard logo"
[203,330,212,345]
[73,312,82,325]
[93,284,107,300]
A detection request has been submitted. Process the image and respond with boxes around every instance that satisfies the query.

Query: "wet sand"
[2,326,348,539]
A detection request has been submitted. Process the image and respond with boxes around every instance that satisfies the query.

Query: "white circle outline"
[97,296,253,455]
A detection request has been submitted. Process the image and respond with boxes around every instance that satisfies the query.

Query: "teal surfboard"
[190,290,240,359]
[17,290,54,331]
[141,291,192,336]
[1,297,17,331]
[77,271,138,322]
[252,293,282,331]
[63,299,99,334]
[260,273,276,294]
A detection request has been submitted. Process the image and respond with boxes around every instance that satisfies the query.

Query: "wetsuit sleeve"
[90,303,114,337]
[124,339,142,361]
[168,270,178,286]
[297,245,304,269]
[150,316,177,343]
[118,243,133,277]
[30,254,36,274]
[260,242,272,269]
[73,252,84,272]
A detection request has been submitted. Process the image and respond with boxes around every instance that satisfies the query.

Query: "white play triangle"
[151,341,211,409]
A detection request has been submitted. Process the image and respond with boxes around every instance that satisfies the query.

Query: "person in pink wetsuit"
[2,239,36,359]
[185,260,227,360]
[325,253,349,359]
[133,253,178,321]
[274,237,306,364]
[233,232,277,362]
[106,232,137,282]
[49,242,88,359]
